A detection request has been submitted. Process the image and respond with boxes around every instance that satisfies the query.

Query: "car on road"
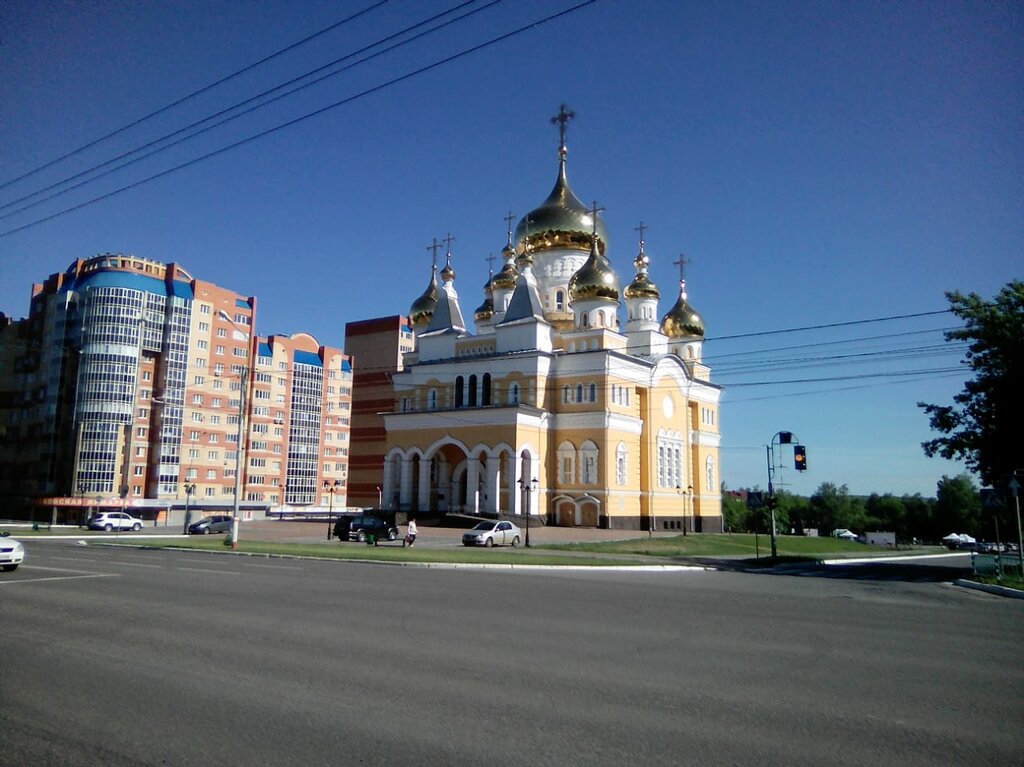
[0,532,25,572]
[347,516,398,542]
[462,520,522,548]
[188,515,233,535]
[88,512,144,531]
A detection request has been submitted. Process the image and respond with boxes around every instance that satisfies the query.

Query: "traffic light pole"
[766,431,807,559]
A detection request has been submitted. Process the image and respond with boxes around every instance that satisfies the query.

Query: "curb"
[953,578,1024,600]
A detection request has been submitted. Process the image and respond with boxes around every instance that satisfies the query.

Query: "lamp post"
[183,482,196,534]
[218,310,250,550]
[674,486,692,536]
[518,475,538,547]
[324,479,341,539]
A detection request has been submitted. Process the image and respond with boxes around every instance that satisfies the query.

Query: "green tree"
[933,473,981,536]
[919,281,1024,487]
[900,493,936,542]
[808,482,867,533]
[720,487,749,533]
[865,493,909,539]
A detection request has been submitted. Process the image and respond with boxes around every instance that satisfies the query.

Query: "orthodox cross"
[504,210,516,242]
[673,254,691,282]
[485,252,497,277]
[551,103,575,153]
[634,221,647,252]
[426,238,442,269]
[588,200,605,237]
[443,232,455,257]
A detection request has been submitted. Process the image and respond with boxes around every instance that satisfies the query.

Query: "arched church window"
[706,456,716,492]
[588,383,596,402]
[482,373,491,406]
[455,376,464,408]
[555,290,565,311]
[509,382,520,405]
[468,374,478,407]
[575,384,583,403]
[562,386,570,404]
[428,389,437,410]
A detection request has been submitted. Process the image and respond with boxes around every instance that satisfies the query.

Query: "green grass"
[125,538,645,567]
[542,533,922,560]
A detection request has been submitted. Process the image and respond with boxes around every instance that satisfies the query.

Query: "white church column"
[417,457,431,512]
[484,454,500,513]
[399,456,414,511]
[466,456,481,514]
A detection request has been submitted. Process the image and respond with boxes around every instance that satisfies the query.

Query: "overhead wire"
[0,0,599,238]
[0,0,391,193]
[0,0,496,219]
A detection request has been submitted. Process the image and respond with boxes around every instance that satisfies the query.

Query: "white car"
[462,520,522,547]
[88,512,144,532]
[0,533,25,572]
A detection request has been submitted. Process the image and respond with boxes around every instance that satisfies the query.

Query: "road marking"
[245,563,303,570]
[11,564,103,575]
[176,566,241,575]
[109,561,163,569]
[0,573,120,586]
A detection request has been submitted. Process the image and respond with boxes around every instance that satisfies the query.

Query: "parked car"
[188,515,233,535]
[347,516,398,542]
[0,532,24,572]
[88,512,144,531]
[462,520,522,548]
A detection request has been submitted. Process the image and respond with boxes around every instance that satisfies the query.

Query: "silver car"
[462,520,522,548]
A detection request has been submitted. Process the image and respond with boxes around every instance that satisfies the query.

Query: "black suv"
[343,515,398,543]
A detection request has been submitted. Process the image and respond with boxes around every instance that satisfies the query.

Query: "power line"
[0,0,494,218]
[0,0,390,193]
[0,1,598,238]
[705,310,952,341]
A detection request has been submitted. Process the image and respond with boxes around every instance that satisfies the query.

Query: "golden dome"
[491,243,519,290]
[568,237,619,303]
[660,282,704,338]
[624,251,660,299]
[440,259,455,283]
[409,267,438,326]
[514,158,608,257]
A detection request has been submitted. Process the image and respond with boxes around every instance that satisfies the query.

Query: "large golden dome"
[514,157,608,257]
[409,266,438,326]
[568,237,619,302]
[660,282,704,338]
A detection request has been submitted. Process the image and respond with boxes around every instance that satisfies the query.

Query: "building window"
[575,384,583,403]
[428,389,437,410]
[557,441,576,484]
[455,376,465,408]
[706,456,715,492]
[580,441,598,485]
[482,373,491,406]
[588,383,596,403]
[509,383,520,405]
[616,443,627,485]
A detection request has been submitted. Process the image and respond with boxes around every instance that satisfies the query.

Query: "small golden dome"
[660,282,704,338]
[491,244,519,290]
[474,293,494,322]
[624,251,659,299]
[568,237,619,303]
[409,267,438,326]
[440,261,455,283]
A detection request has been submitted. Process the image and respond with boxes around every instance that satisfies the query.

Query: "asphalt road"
[2,541,1021,767]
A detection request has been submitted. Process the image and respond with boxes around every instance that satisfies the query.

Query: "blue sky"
[1,0,1021,497]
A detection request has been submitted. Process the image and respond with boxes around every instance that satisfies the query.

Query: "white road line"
[108,561,163,569]
[245,563,303,570]
[12,564,103,574]
[0,574,120,586]
[176,567,241,575]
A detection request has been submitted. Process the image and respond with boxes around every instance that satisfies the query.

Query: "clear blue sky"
[1,0,1021,498]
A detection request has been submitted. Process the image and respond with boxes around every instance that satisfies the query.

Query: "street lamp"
[218,310,250,550]
[518,476,538,547]
[324,479,341,539]
[674,485,692,536]
[183,482,197,534]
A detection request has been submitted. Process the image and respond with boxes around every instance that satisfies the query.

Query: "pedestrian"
[406,518,418,547]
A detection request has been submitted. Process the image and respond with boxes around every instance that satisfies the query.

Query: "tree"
[808,482,867,533]
[865,493,909,539]
[933,474,981,536]
[919,281,1024,487]
[720,487,749,533]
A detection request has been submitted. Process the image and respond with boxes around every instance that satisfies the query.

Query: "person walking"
[406,518,418,547]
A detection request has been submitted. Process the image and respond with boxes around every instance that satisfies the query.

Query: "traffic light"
[778,431,793,444]
[794,445,807,471]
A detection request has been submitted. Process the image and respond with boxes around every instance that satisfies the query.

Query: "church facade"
[378,112,722,531]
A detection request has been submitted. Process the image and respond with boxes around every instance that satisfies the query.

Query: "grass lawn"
[126,539,647,567]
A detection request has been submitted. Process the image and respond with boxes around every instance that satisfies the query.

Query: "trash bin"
[366,533,376,546]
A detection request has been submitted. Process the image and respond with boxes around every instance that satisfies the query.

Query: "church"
[377,107,722,531]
